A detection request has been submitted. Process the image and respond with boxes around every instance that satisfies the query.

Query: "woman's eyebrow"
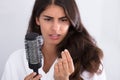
[42,15,67,19]
[59,16,67,20]
[42,15,53,18]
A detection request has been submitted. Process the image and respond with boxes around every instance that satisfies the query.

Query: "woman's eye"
[44,18,51,21]
[61,18,68,22]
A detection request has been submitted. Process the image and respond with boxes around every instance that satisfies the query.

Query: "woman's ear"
[36,17,40,25]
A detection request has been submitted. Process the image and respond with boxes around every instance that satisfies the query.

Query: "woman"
[1,0,106,80]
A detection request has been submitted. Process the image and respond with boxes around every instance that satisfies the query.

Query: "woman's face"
[36,5,70,46]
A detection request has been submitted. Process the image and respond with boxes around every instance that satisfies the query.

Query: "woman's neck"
[41,43,57,73]
[42,43,57,59]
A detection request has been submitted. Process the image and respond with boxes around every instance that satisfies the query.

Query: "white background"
[0,0,120,80]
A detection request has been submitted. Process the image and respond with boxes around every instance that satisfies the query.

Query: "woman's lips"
[49,34,60,40]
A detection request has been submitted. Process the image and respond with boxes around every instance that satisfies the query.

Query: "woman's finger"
[64,49,74,73]
[24,72,36,80]
[33,74,42,80]
[61,51,69,72]
[54,62,59,74]
[57,59,64,73]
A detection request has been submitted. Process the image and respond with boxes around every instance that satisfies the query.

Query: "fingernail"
[64,49,68,52]
[61,51,64,54]
[33,72,36,75]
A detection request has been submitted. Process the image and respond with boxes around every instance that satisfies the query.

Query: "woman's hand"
[54,49,75,80]
[24,72,42,80]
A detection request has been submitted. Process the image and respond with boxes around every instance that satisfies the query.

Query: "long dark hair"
[27,0,103,80]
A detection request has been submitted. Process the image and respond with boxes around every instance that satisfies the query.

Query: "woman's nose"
[51,21,60,32]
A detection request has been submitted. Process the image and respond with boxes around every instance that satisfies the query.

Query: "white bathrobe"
[1,49,106,80]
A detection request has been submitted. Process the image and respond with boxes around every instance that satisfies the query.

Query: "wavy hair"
[27,0,103,79]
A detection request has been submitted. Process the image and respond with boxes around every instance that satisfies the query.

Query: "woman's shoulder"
[10,49,25,56]
[2,49,28,80]
[7,49,26,63]
[81,64,107,80]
